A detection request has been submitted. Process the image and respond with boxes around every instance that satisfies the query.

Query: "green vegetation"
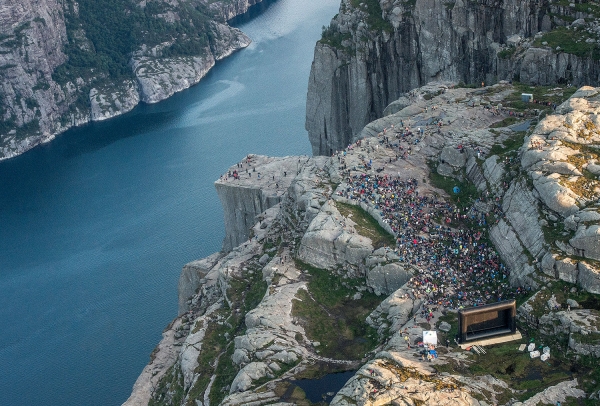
[434,340,575,404]
[488,131,527,156]
[149,365,185,406]
[436,312,459,342]
[503,82,577,112]
[542,221,575,247]
[206,266,268,404]
[53,0,214,84]
[489,116,520,129]
[497,47,517,59]
[335,201,396,248]
[319,24,352,50]
[151,261,269,406]
[428,166,480,211]
[534,26,600,60]
[292,261,380,360]
[273,380,326,405]
[523,280,600,319]
[349,0,393,33]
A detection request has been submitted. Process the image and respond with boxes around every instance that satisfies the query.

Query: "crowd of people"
[336,172,529,311]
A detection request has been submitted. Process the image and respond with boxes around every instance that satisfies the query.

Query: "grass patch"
[468,341,572,402]
[524,280,600,319]
[571,331,600,345]
[541,216,576,245]
[427,167,480,211]
[349,0,393,33]
[489,116,520,128]
[188,264,268,404]
[335,201,396,248]
[272,381,320,405]
[563,176,599,201]
[292,261,381,360]
[503,82,577,112]
[149,365,185,406]
[534,26,600,60]
[186,314,231,405]
[489,131,527,156]
[497,47,517,59]
[436,312,459,342]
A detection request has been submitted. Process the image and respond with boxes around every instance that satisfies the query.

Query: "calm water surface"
[0,0,338,404]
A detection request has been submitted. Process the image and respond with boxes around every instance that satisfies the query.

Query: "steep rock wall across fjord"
[306,0,600,155]
[0,0,267,161]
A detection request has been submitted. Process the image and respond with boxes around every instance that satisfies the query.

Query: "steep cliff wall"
[0,0,265,160]
[215,155,309,251]
[306,0,600,155]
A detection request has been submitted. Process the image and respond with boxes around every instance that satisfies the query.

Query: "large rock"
[298,201,373,270]
[577,262,600,294]
[570,225,600,261]
[365,262,412,296]
[440,145,467,169]
[502,180,545,259]
[489,219,536,287]
[532,174,580,217]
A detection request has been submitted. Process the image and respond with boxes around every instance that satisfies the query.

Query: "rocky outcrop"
[215,155,309,251]
[178,253,223,316]
[298,200,373,270]
[306,0,600,155]
[131,22,250,104]
[0,0,264,160]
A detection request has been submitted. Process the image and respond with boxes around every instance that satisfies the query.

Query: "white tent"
[423,330,438,346]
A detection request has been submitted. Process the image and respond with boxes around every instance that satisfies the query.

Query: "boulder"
[229,362,271,393]
[577,262,600,294]
[440,146,467,168]
[366,263,413,296]
[533,175,580,217]
[570,225,600,261]
[298,202,373,269]
[439,321,452,332]
[383,96,411,116]
[556,258,578,284]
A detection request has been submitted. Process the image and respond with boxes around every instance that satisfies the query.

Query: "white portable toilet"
[423,331,438,346]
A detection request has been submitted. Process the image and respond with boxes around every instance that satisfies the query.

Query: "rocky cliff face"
[306,0,600,155]
[128,84,600,405]
[0,0,262,160]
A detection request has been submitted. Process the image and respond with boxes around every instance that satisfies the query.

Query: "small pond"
[292,370,356,404]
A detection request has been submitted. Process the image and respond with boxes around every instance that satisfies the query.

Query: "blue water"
[0,0,339,404]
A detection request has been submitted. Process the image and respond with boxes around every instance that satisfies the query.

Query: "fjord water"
[0,0,338,404]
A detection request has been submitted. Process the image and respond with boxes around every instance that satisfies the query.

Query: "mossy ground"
[335,201,396,248]
[427,166,480,212]
[534,27,600,60]
[292,261,380,360]
[503,83,577,112]
[489,131,528,156]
